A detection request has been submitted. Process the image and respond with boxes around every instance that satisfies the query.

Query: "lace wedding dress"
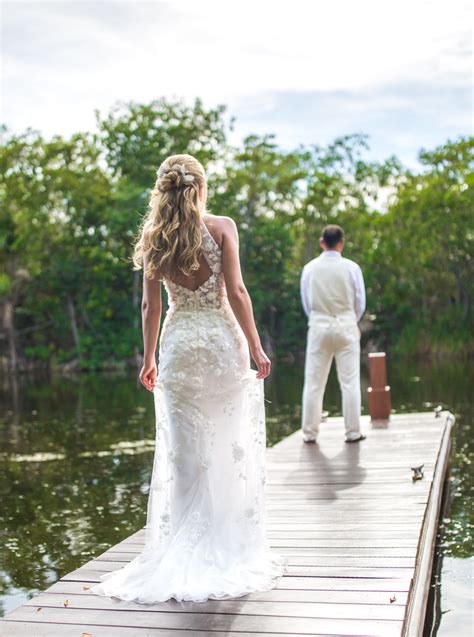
[90,221,287,603]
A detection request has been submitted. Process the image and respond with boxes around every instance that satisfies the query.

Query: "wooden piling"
[368,352,392,421]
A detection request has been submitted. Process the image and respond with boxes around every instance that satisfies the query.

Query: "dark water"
[0,356,472,633]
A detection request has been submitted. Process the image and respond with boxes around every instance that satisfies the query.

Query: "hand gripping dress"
[90,221,287,603]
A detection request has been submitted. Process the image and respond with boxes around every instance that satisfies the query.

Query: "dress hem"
[89,554,288,605]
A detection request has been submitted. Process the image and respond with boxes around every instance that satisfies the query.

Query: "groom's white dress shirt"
[300,250,366,321]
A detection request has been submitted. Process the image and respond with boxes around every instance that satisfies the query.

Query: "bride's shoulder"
[203,214,236,229]
[203,214,238,245]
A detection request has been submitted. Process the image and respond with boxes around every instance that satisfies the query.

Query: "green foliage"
[370,137,474,353]
[0,102,472,369]
[95,97,227,186]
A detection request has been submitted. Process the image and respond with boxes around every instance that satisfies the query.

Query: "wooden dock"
[1,409,454,637]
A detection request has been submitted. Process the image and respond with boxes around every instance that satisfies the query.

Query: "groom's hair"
[322,224,344,248]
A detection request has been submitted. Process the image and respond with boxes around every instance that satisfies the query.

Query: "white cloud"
[1,0,472,163]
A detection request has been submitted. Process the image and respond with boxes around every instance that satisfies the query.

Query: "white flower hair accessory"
[170,163,186,175]
[157,162,195,183]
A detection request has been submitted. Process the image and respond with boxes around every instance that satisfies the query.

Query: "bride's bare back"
[165,253,214,292]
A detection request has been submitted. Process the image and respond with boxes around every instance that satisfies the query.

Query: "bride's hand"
[139,359,158,392]
[250,345,271,379]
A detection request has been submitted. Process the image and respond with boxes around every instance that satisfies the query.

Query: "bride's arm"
[139,251,162,391]
[220,217,271,379]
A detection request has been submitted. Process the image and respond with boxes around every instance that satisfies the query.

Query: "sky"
[2,0,472,168]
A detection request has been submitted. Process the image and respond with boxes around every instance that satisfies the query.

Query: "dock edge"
[403,409,455,636]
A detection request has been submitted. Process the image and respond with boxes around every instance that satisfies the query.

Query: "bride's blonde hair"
[132,154,207,279]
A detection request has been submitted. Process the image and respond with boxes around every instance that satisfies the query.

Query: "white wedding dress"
[90,221,287,603]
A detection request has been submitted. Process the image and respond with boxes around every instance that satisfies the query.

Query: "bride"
[90,153,287,604]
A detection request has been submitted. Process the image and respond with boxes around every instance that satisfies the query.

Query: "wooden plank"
[264,487,431,494]
[267,462,433,474]
[95,551,416,568]
[2,605,405,636]
[60,571,413,592]
[0,624,296,637]
[264,493,430,500]
[77,558,416,579]
[265,503,428,509]
[46,580,410,605]
[112,516,425,532]
[117,537,420,549]
[265,462,434,470]
[265,523,423,530]
[108,545,418,557]
[266,531,422,539]
[24,592,407,621]
[267,512,425,519]
[265,478,434,485]
[266,538,420,548]
[267,451,438,461]
[103,528,425,540]
[265,471,435,479]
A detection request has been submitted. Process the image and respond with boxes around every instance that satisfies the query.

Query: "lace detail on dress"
[200,223,222,274]
[163,221,226,313]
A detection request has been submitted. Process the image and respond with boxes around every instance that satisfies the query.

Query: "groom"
[300,224,366,443]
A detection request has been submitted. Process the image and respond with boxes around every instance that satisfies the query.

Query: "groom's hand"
[250,346,271,379]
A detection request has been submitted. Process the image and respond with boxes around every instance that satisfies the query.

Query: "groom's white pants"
[302,311,362,441]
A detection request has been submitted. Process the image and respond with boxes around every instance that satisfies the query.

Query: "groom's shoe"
[303,434,318,443]
[345,433,366,443]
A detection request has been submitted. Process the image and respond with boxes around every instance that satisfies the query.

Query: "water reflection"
[0,356,472,632]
